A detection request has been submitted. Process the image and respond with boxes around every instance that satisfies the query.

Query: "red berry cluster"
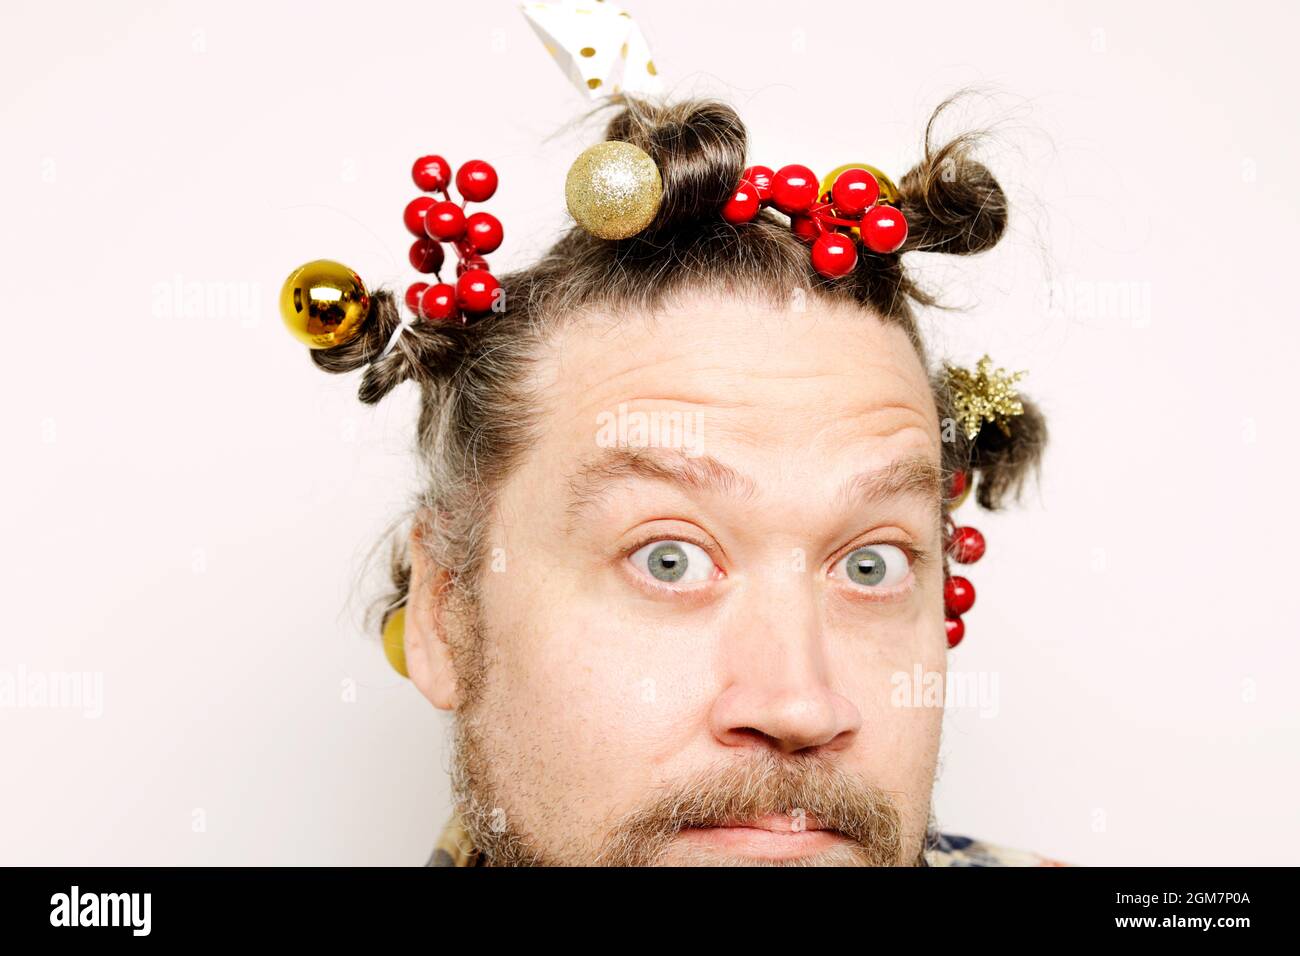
[942,471,986,649]
[720,164,909,279]
[402,156,503,323]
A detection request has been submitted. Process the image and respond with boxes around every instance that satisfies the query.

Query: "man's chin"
[652,826,889,867]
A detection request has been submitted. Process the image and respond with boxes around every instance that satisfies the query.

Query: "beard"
[445,591,930,867]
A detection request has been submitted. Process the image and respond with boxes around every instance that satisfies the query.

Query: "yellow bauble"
[278,259,370,349]
[382,606,408,678]
[565,141,663,240]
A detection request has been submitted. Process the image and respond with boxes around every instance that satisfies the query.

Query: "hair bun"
[310,290,469,405]
[897,103,1008,257]
[603,98,747,236]
[959,395,1048,510]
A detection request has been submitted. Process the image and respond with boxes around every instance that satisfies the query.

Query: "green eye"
[841,544,910,588]
[629,540,717,586]
[647,542,687,582]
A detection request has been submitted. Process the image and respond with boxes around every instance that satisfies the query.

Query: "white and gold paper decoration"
[521,0,663,99]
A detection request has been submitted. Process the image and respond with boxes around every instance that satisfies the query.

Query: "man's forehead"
[534,292,939,443]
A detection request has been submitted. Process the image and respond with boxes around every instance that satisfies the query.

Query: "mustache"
[595,751,907,866]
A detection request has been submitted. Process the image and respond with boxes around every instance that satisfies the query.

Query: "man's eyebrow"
[836,455,944,510]
[565,448,942,528]
[566,447,757,526]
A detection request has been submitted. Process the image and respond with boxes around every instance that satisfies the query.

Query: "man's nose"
[707,569,862,755]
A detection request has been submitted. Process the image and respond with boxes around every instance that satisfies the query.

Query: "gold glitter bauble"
[278,259,370,349]
[382,606,408,678]
[945,355,1027,440]
[565,140,662,240]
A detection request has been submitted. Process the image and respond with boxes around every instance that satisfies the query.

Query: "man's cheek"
[857,689,944,803]
[494,597,690,726]
[538,631,716,797]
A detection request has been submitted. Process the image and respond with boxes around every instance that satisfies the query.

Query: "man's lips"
[714,813,827,833]
[677,814,849,859]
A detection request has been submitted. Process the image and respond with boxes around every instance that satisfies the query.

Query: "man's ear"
[403,513,460,711]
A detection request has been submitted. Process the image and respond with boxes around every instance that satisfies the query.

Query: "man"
[290,97,1055,866]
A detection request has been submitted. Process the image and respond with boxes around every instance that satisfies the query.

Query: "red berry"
[944,575,976,616]
[418,282,459,321]
[791,216,816,242]
[412,155,451,192]
[464,211,503,253]
[457,254,489,277]
[790,201,830,243]
[770,164,819,214]
[405,282,429,314]
[721,182,760,224]
[403,196,437,237]
[456,269,501,314]
[860,205,908,254]
[424,201,466,241]
[831,168,880,216]
[741,165,775,203]
[455,160,498,203]
[408,237,445,274]
[810,231,858,278]
[948,470,968,501]
[945,617,965,648]
[950,526,986,564]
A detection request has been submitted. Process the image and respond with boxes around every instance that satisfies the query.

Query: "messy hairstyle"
[310,95,1047,635]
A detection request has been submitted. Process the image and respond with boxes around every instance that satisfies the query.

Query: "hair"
[310,95,1048,634]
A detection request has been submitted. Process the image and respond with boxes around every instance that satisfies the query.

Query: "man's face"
[440,291,946,865]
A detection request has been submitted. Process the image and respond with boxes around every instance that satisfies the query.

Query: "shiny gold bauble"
[565,140,663,240]
[278,259,371,349]
[382,606,408,678]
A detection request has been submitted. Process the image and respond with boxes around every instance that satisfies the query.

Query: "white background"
[1,0,1296,865]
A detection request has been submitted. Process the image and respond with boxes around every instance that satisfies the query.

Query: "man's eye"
[628,540,717,585]
[837,544,910,588]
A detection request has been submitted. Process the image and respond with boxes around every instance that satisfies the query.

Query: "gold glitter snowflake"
[944,356,1027,440]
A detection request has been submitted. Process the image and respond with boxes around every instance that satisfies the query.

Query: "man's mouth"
[677,814,850,859]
